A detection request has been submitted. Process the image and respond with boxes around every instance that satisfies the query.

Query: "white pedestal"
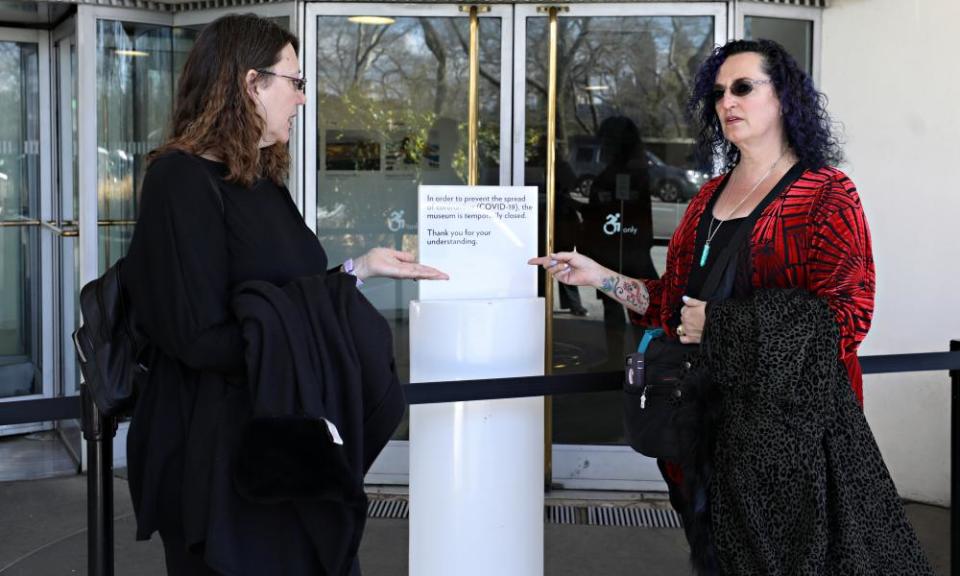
[409,298,544,576]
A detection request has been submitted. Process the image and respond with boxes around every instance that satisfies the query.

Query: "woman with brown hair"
[124,14,444,575]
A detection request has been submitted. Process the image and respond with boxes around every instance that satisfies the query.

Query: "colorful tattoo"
[599,275,649,314]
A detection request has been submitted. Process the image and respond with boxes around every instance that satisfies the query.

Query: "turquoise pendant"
[699,243,710,267]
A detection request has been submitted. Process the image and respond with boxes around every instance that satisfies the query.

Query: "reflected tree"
[525,16,714,167]
[315,15,503,243]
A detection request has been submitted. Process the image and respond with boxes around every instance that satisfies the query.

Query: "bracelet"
[342,258,364,288]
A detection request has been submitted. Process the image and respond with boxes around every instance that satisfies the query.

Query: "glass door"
[304,3,514,483]
[0,26,52,437]
[515,3,726,490]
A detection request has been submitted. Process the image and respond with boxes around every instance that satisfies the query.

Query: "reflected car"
[645,150,709,203]
[567,139,710,203]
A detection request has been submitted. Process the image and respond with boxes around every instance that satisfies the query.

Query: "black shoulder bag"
[72,258,151,417]
[623,163,804,461]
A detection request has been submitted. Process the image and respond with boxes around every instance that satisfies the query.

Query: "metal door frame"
[52,17,79,409]
[47,15,84,463]
[733,1,821,84]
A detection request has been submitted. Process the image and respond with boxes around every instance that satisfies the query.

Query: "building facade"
[0,0,955,506]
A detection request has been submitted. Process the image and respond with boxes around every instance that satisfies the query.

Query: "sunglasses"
[256,69,307,93]
[711,78,772,102]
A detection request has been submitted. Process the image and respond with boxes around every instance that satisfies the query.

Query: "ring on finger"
[676,324,685,337]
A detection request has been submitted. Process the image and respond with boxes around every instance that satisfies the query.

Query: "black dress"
[124,152,346,575]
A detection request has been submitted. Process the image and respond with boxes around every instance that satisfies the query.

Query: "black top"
[686,181,747,300]
[124,152,333,574]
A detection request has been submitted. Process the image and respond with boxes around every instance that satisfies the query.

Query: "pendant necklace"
[699,150,786,267]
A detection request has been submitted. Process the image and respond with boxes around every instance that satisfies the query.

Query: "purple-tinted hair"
[687,39,843,170]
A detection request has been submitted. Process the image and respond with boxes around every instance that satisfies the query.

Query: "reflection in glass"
[744,16,813,75]
[0,40,41,399]
[315,15,503,378]
[524,16,714,444]
[96,20,174,273]
[173,26,200,97]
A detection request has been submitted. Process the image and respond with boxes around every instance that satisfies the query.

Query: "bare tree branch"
[353,23,390,85]
[419,18,448,115]
[449,18,502,90]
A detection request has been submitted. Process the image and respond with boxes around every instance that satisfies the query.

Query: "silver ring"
[676,324,685,337]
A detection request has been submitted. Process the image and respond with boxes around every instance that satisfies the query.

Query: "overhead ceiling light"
[348,16,395,25]
[583,85,609,92]
[115,49,149,57]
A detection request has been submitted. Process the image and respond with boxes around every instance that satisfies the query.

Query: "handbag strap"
[697,162,805,299]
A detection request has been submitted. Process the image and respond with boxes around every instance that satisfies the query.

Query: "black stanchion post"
[81,384,116,576]
[951,340,958,576]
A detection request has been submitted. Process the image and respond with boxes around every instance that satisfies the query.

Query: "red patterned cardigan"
[632,166,875,404]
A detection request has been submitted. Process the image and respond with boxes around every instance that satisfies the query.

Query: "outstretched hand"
[527,251,606,288]
[353,248,449,281]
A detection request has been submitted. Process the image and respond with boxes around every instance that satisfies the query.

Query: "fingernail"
[682,295,690,304]
[549,259,558,267]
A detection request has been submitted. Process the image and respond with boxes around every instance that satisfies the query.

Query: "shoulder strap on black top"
[698,162,805,299]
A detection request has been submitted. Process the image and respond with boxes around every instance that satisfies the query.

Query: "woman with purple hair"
[532,39,932,574]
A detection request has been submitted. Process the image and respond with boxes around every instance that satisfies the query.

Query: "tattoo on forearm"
[599,275,650,314]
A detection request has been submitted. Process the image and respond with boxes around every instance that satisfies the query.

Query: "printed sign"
[418,185,538,300]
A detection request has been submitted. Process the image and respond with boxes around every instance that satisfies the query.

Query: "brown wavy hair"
[149,14,298,187]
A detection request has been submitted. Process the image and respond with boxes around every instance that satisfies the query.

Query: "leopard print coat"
[693,289,933,575]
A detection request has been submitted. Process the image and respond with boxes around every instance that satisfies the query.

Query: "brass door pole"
[467,5,480,186]
[545,7,559,371]
[543,5,560,489]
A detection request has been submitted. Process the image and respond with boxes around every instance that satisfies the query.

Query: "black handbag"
[623,163,804,461]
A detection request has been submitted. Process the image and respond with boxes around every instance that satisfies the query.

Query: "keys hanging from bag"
[623,163,805,461]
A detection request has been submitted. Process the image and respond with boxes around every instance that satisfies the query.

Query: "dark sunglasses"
[711,78,772,102]
[256,69,307,93]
